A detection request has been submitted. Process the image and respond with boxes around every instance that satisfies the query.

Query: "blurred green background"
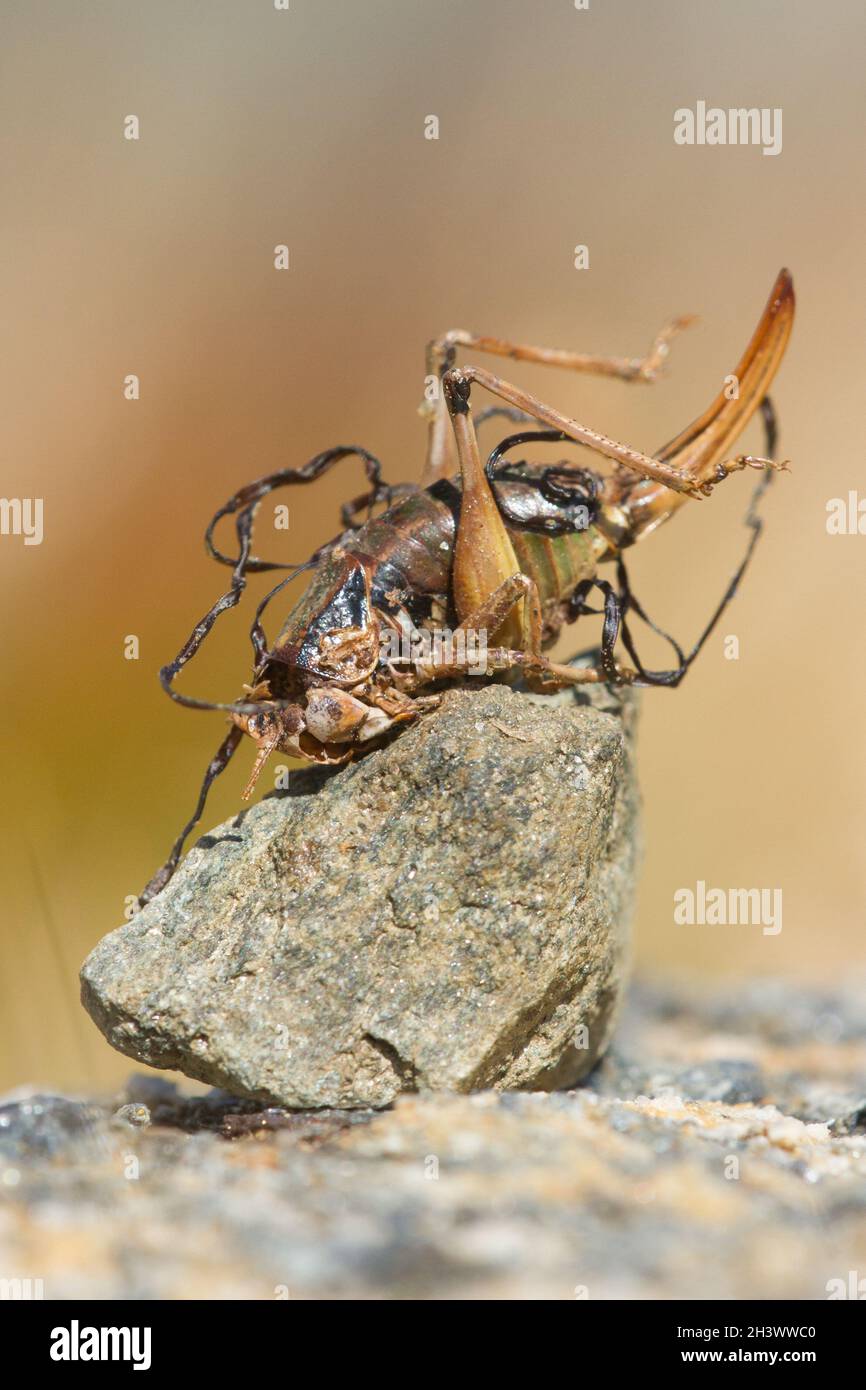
[2,0,864,1093]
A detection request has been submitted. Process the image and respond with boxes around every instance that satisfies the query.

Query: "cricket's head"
[230,682,397,798]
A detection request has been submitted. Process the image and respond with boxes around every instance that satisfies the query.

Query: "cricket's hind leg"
[439,356,681,663]
[435,272,792,502]
[416,380,631,692]
[440,352,783,693]
[421,314,695,485]
[442,365,710,496]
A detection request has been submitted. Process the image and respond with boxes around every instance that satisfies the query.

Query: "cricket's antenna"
[241,732,281,801]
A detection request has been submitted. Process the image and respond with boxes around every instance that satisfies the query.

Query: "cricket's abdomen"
[354,477,601,627]
[507,526,597,614]
[270,487,457,677]
[350,486,456,617]
[270,474,601,675]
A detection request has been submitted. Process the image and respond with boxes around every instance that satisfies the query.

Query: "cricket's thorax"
[267,473,606,683]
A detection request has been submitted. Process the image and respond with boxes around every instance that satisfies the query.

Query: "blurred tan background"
[1,0,864,1093]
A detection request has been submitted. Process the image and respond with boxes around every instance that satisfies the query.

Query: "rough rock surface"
[81,679,641,1108]
[3,978,865,1300]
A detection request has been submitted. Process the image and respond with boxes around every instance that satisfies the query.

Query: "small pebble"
[112,1103,152,1130]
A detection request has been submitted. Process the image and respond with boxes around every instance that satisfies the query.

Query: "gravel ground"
[2,976,864,1300]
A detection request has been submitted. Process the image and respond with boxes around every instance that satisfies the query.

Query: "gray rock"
[81,678,640,1108]
[111,1103,152,1130]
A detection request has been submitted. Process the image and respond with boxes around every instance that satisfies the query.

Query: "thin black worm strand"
[138,726,244,905]
[474,405,534,431]
[205,444,391,572]
[140,447,392,902]
[158,498,316,719]
[608,394,780,687]
[159,439,397,718]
